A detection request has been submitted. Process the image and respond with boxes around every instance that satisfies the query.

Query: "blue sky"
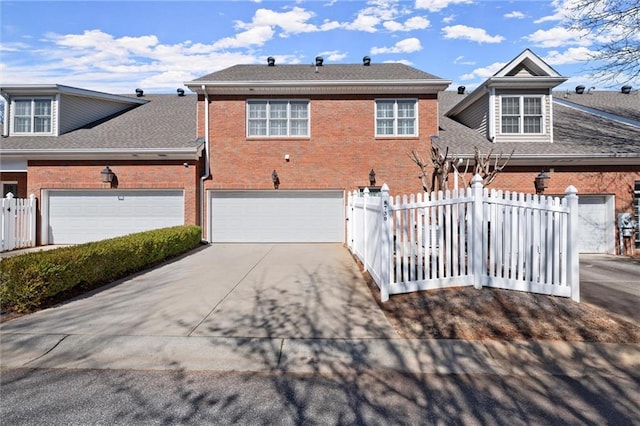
[1,0,637,94]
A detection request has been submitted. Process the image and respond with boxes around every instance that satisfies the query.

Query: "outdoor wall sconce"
[369,169,376,186]
[534,171,550,195]
[101,166,115,183]
[272,170,280,189]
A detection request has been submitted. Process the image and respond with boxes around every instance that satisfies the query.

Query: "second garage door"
[210,190,344,243]
[46,189,184,244]
[577,195,615,254]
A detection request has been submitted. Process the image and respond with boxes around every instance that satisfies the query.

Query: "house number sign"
[383,200,388,221]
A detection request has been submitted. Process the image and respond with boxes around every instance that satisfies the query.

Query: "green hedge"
[0,225,203,313]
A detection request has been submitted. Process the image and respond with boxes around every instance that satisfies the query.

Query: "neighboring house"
[0,85,202,245]
[184,56,450,243]
[2,50,638,253]
[440,49,640,254]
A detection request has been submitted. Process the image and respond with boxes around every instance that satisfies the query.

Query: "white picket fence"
[1,193,37,252]
[347,174,580,302]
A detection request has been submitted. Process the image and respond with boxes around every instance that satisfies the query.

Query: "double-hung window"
[501,96,543,134]
[375,99,417,137]
[247,100,309,137]
[14,98,53,134]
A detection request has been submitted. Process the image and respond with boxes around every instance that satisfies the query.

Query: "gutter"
[199,85,211,241]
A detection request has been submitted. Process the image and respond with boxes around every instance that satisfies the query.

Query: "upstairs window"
[376,99,417,137]
[14,98,52,134]
[247,100,309,137]
[501,96,543,134]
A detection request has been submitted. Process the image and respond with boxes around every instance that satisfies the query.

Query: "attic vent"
[622,85,632,94]
[267,56,275,66]
[575,85,585,94]
[177,88,185,96]
[135,88,144,97]
[315,56,323,66]
[363,56,371,66]
[457,86,466,95]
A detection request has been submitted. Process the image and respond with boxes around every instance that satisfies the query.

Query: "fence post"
[471,174,484,289]
[346,191,353,250]
[28,194,37,247]
[565,185,580,302]
[362,187,370,272]
[380,184,391,302]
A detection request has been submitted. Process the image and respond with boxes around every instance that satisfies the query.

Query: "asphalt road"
[2,368,638,425]
[580,255,640,326]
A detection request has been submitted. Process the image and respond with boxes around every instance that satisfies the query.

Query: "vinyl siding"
[58,94,136,135]
[455,93,489,139]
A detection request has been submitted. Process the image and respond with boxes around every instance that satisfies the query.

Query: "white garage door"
[47,190,184,244]
[577,195,614,254]
[210,191,344,243]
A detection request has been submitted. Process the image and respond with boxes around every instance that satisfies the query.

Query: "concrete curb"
[2,333,638,376]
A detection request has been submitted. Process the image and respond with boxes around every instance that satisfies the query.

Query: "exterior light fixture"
[101,166,115,183]
[534,171,550,195]
[369,169,376,186]
[271,170,280,189]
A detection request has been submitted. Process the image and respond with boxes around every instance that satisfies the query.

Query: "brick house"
[2,50,639,253]
[439,49,640,254]
[0,85,203,245]
[184,56,450,243]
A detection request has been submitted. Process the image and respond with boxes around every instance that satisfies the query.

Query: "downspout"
[199,85,211,242]
[487,87,496,142]
[1,91,10,137]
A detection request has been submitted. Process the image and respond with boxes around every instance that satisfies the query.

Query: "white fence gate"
[347,174,580,302]
[1,193,37,252]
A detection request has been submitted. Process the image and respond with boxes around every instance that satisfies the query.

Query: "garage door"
[577,195,614,254]
[210,191,344,243]
[46,190,184,244]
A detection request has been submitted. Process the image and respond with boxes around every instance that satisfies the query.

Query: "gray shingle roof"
[437,91,640,159]
[192,63,443,82]
[553,90,640,122]
[1,94,199,153]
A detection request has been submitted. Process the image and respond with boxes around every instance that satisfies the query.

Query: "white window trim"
[375,98,419,137]
[499,95,545,135]
[246,99,310,138]
[11,97,55,136]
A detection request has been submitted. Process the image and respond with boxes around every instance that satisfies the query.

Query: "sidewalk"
[1,333,638,377]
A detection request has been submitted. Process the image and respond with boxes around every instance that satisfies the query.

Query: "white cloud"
[442,14,456,24]
[319,50,348,62]
[525,26,590,48]
[212,26,275,49]
[533,0,576,24]
[504,11,525,19]
[415,0,473,13]
[453,56,475,65]
[234,6,341,38]
[460,61,506,81]
[383,16,430,31]
[543,47,594,65]
[442,25,504,43]
[371,37,422,54]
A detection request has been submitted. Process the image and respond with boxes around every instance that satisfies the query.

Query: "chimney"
[363,56,371,66]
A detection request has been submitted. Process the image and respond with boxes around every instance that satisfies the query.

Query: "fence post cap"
[565,185,578,196]
[381,183,389,192]
[5,192,14,199]
[471,174,483,186]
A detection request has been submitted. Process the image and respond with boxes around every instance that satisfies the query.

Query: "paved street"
[2,368,638,425]
[580,255,640,326]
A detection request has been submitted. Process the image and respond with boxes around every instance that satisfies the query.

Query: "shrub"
[0,225,202,313]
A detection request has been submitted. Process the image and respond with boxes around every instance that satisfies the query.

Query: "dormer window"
[13,98,53,134]
[501,95,543,134]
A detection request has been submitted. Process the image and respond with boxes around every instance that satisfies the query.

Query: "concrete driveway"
[580,254,640,326]
[0,244,397,339]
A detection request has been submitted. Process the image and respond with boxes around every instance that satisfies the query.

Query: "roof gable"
[494,49,562,78]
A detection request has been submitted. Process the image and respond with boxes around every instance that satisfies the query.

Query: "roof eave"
[0,146,204,161]
[185,79,452,95]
